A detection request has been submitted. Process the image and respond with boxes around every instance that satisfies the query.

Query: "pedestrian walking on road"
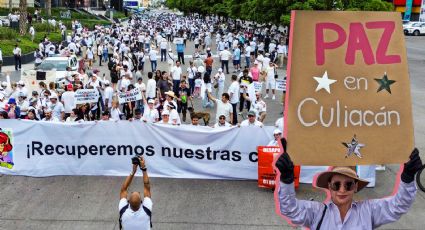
[13,44,22,71]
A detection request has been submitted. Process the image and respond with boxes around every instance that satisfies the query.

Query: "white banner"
[173,37,184,44]
[74,89,99,104]
[0,120,274,179]
[0,120,375,185]
[118,88,142,104]
[276,79,287,91]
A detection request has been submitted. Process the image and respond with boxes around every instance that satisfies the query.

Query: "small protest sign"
[285,11,413,165]
[75,89,99,104]
[257,146,300,189]
[118,88,142,104]
[276,79,287,91]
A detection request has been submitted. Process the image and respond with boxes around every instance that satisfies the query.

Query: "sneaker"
[238,112,242,115]
[272,95,275,100]
[264,94,269,99]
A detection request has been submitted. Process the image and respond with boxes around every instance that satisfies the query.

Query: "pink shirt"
[250,67,260,81]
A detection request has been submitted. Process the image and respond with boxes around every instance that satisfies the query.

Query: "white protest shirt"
[146,79,156,99]
[187,66,197,79]
[266,66,276,81]
[171,66,182,81]
[220,50,231,61]
[143,106,159,123]
[252,99,267,118]
[275,117,284,132]
[61,91,76,113]
[48,101,65,120]
[120,78,131,91]
[149,50,158,61]
[160,40,168,49]
[169,109,181,125]
[245,46,251,57]
[214,99,232,122]
[104,86,114,108]
[228,81,240,104]
[13,47,22,56]
[213,122,232,128]
[277,44,287,55]
[214,73,225,87]
[119,197,153,230]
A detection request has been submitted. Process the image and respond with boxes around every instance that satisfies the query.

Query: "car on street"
[22,55,79,92]
[404,22,425,36]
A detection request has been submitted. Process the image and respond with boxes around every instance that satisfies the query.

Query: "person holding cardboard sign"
[275,139,422,229]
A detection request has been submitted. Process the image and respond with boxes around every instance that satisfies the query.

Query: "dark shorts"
[111,74,119,83]
[233,60,240,65]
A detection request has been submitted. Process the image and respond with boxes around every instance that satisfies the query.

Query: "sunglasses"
[219,117,225,120]
[329,181,356,192]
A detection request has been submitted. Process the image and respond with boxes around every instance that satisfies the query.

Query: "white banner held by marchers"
[74,89,99,104]
[0,120,274,179]
[118,88,142,104]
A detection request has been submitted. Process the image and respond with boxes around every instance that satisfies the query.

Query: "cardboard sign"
[75,89,99,104]
[118,88,142,104]
[257,146,300,189]
[285,11,414,165]
[276,79,287,91]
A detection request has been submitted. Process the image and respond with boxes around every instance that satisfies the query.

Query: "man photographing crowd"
[119,156,152,230]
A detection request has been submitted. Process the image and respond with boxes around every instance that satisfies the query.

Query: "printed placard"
[75,89,99,104]
[118,88,142,104]
[276,79,287,91]
[173,37,184,44]
[285,11,414,165]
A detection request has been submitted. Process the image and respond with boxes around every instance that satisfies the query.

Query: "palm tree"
[19,0,27,35]
[46,0,52,17]
[9,0,13,12]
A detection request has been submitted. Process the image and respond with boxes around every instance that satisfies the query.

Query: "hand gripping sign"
[285,11,414,166]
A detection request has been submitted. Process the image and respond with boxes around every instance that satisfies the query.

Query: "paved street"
[0,34,424,229]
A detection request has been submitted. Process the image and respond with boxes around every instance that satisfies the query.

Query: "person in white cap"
[142,97,159,123]
[267,129,281,146]
[17,81,28,98]
[213,68,226,98]
[157,109,171,124]
[276,140,423,230]
[42,108,60,122]
[47,94,65,121]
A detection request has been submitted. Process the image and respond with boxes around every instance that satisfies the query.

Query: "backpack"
[119,202,152,230]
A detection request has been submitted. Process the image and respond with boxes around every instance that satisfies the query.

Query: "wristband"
[140,167,147,171]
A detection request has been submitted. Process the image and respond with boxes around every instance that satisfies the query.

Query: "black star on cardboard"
[374,73,396,94]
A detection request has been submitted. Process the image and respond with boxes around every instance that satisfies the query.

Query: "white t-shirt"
[169,109,181,125]
[119,197,153,230]
[275,117,284,132]
[227,81,240,104]
[48,102,65,120]
[171,66,182,80]
[214,99,232,122]
[61,91,75,113]
[149,50,158,61]
[220,50,231,61]
[104,87,114,108]
[146,79,156,99]
[143,106,159,123]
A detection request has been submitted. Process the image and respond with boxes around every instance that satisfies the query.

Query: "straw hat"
[315,167,369,192]
[164,91,176,98]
